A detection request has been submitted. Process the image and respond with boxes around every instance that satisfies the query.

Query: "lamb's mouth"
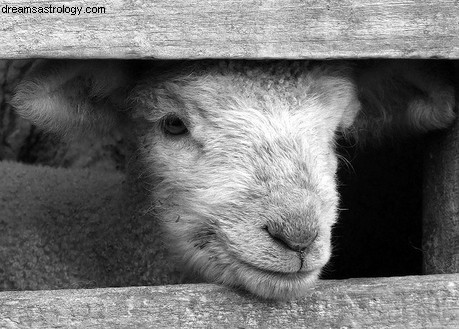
[211,251,323,300]
[184,241,322,300]
[237,255,317,277]
[185,227,324,299]
[225,234,324,275]
[232,257,322,300]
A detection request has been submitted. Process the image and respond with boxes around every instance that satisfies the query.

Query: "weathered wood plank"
[0,274,458,328]
[423,64,459,274]
[0,0,458,59]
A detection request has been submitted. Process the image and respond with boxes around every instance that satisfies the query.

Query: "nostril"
[264,225,318,252]
[263,226,291,250]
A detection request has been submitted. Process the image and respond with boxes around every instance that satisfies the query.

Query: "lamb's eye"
[162,115,188,136]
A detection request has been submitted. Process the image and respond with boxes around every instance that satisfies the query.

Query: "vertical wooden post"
[423,63,459,274]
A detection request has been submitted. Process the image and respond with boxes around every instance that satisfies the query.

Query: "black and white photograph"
[0,1,458,328]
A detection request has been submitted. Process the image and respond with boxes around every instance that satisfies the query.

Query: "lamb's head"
[11,59,455,300]
[130,61,360,299]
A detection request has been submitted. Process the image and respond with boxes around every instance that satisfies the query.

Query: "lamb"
[0,160,183,291]
[8,59,456,300]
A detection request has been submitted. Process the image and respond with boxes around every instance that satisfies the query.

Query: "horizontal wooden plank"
[0,0,458,59]
[0,274,458,328]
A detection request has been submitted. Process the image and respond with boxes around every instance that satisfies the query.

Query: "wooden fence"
[0,0,458,328]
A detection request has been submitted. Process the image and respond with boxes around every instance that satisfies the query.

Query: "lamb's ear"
[11,60,138,135]
[352,60,456,141]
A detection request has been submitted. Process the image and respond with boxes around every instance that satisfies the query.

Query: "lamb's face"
[132,61,360,300]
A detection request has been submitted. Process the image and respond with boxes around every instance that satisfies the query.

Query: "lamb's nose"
[266,225,318,252]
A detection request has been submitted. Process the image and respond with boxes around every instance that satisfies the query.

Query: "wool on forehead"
[130,60,355,125]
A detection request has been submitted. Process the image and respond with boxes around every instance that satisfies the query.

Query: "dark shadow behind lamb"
[3,59,456,300]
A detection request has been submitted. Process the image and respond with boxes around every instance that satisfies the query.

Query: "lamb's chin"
[225,260,321,300]
[183,248,322,300]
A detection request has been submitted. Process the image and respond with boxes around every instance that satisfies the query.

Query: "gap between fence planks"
[423,64,459,274]
[0,274,458,329]
[0,0,458,59]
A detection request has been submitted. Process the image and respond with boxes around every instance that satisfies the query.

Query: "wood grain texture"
[0,0,458,59]
[423,65,459,274]
[0,274,458,328]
